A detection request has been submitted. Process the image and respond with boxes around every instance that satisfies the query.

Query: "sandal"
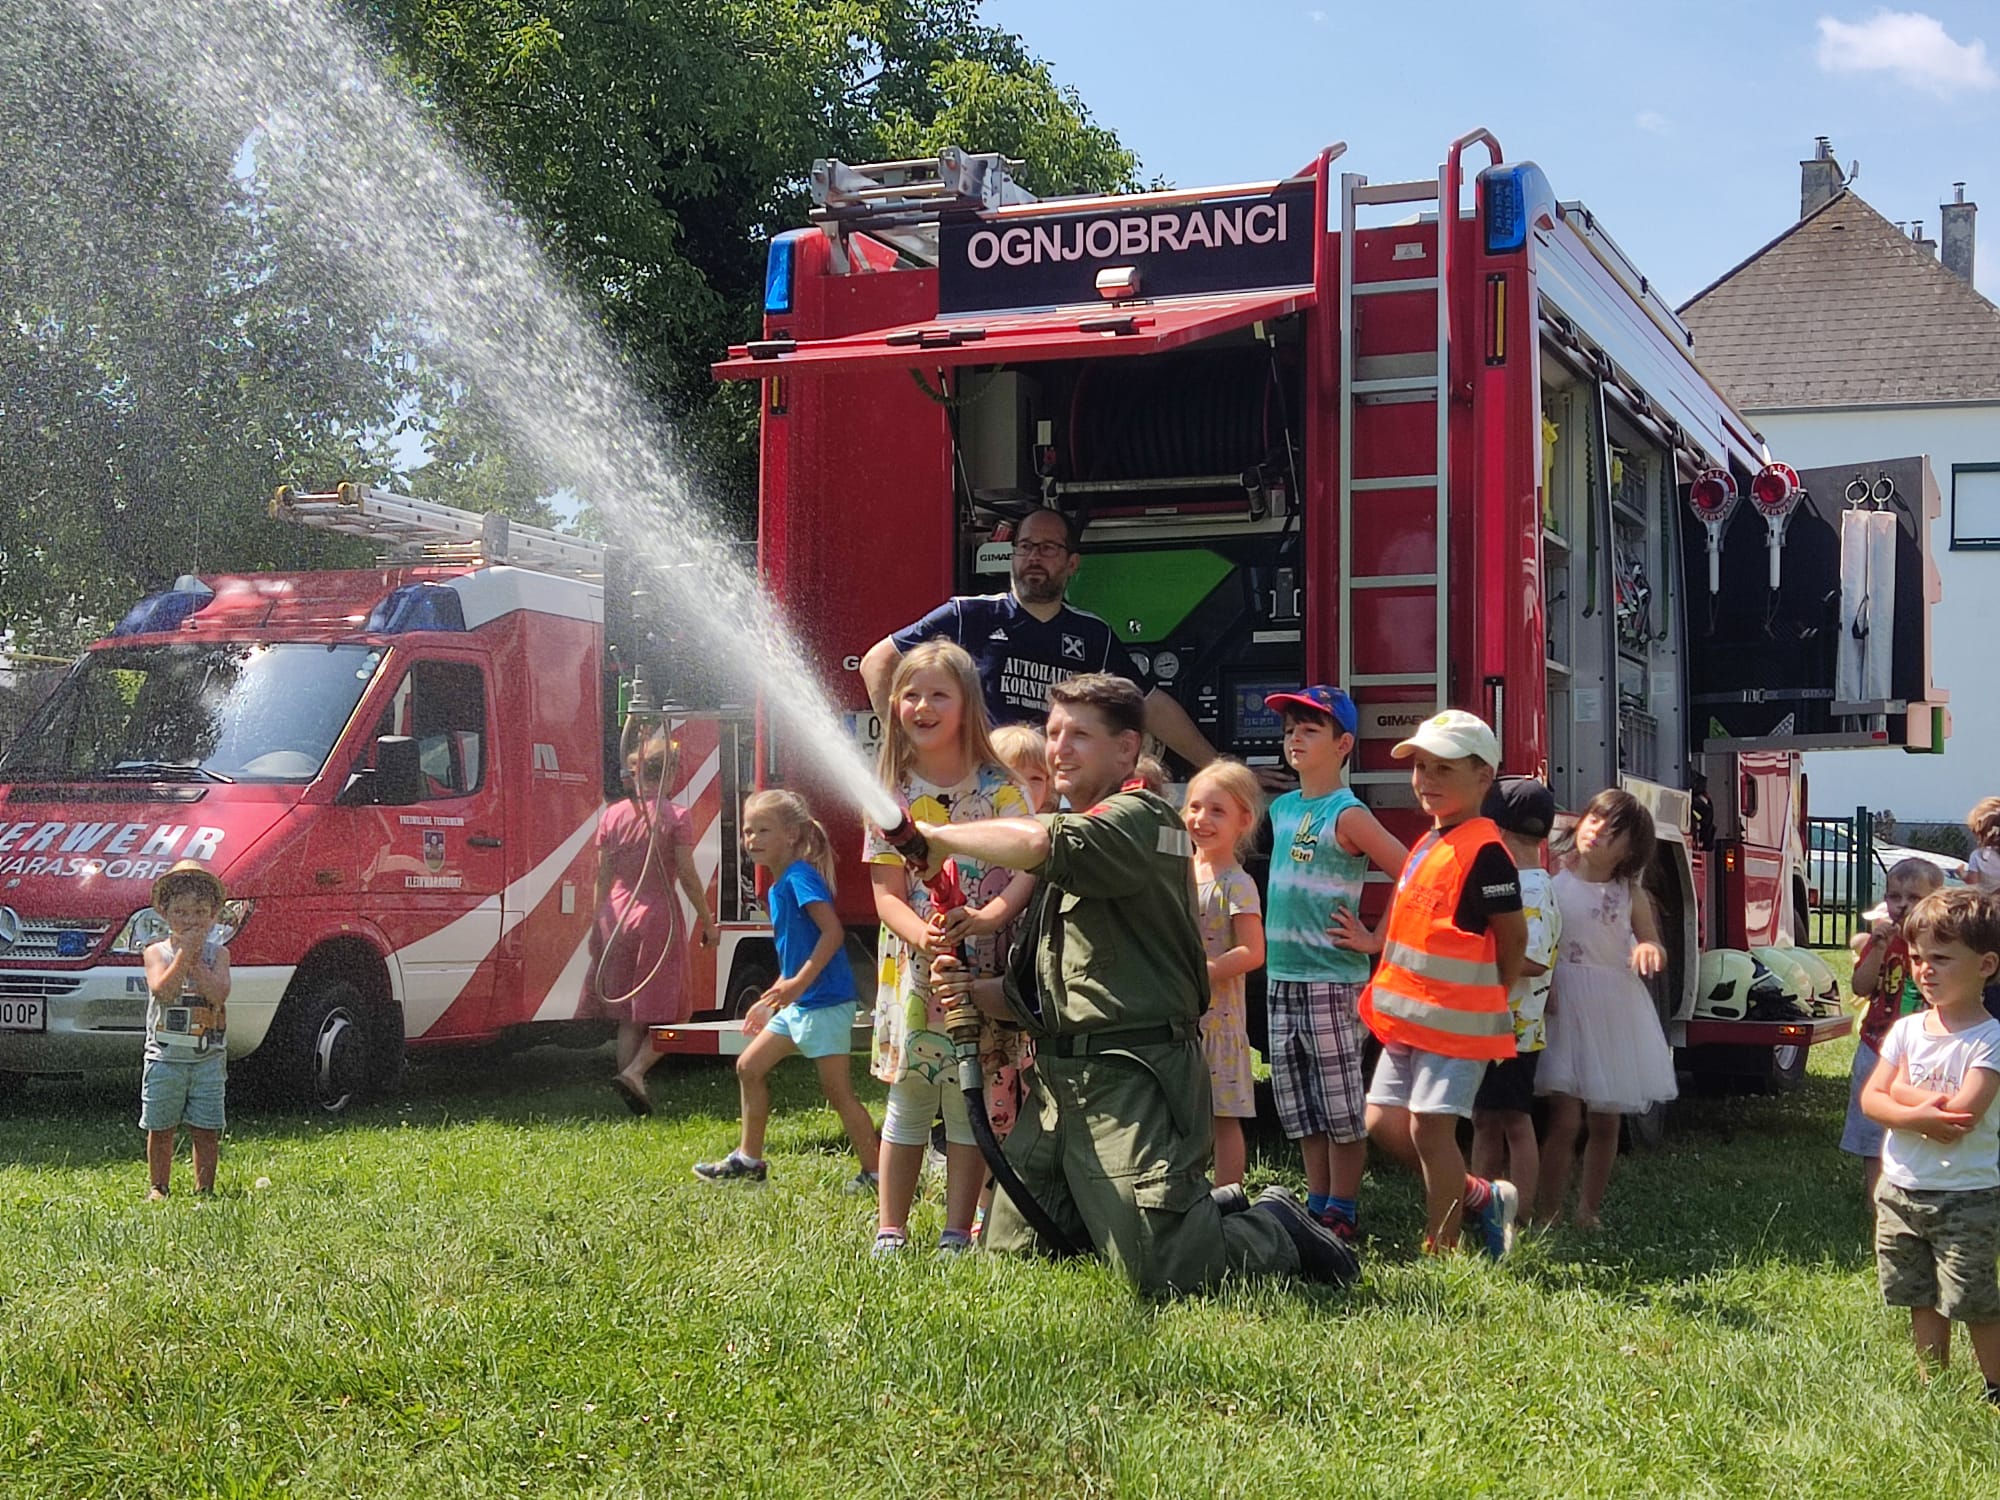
[612,1076,653,1117]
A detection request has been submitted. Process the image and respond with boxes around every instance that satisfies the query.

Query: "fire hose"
[880,809,1084,1258]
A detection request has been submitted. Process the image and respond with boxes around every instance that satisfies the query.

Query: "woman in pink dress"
[593,735,716,1114]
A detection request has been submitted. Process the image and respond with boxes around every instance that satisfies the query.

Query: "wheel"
[1623,1097,1668,1150]
[1763,1040,1809,1094]
[724,950,779,1020]
[276,977,373,1113]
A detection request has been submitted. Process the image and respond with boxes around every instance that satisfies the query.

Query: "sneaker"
[1316,1211,1359,1248]
[1210,1182,1250,1217]
[937,1229,974,1255]
[692,1150,767,1183]
[872,1229,908,1257]
[1250,1187,1361,1287]
[844,1169,881,1196]
[1475,1179,1519,1260]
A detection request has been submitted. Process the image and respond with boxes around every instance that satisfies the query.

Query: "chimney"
[1942,182,1977,285]
[1912,219,1938,259]
[1801,135,1845,218]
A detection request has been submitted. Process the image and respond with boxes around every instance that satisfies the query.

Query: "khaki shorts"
[1875,1180,2000,1323]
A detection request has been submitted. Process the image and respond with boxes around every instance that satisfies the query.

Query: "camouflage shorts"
[1875,1181,2000,1323]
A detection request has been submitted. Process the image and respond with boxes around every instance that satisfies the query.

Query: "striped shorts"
[1266,979,1369,1143]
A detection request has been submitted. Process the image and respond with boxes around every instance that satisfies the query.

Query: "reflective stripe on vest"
[1360,817,1514,1060]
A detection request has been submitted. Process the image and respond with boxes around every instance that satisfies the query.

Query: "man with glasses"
[859,508,1221,770]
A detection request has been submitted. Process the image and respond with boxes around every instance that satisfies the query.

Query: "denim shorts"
[764,999,859,1059]
[1366,1041,1488,1120]
[140,1051,227,1132]
[1840,1043,1887,1159]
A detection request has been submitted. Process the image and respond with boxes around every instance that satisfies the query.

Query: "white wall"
[1748,403,2000,824]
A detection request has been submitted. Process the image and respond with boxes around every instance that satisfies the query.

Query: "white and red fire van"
[0,488,778,1109]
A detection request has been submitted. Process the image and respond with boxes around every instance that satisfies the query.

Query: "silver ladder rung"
[1350,574,1438,590]
[1350,474,1440,492]
[1348,672,1442,688]
[1349,770,1410,785]
[1351,277,1439,296]
[1353,180,1438,207]
[1352,376,1439,396]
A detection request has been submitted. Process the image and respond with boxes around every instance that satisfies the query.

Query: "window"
[1951,464,2000,550]
[374,660,488,798]
[0,643,380,784]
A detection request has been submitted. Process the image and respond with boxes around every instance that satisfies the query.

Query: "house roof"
[1678,191,2000,409]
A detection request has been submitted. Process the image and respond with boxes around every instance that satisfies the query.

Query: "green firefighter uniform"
[985,784,1300,1292]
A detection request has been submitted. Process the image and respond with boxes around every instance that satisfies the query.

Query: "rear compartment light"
[763,231,803,316]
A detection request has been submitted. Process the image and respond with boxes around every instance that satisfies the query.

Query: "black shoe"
[1211,1182,1250,1217]
[1251,1187,1361,1286]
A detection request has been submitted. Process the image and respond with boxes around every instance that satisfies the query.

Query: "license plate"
[0,996,46,1032]
[840,711,885,764]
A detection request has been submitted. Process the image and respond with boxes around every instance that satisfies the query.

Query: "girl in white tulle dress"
[1535,788,1678,1228]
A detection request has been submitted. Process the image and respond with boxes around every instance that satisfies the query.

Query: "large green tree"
[0,2,1135,648]
[350,0,1139,520]
[0,7,411,651]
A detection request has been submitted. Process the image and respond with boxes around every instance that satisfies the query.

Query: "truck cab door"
[355,654,506,1039]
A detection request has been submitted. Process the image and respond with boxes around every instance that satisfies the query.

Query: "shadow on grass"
[0,1043,770,1167]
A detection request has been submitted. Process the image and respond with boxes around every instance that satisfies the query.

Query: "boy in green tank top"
[1262,686,1408,1240]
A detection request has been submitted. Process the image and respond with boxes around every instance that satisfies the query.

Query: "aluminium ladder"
[1336,164,1454,800]
[271,484,605,583]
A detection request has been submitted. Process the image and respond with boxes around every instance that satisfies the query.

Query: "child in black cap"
[1469,778,1561,1220]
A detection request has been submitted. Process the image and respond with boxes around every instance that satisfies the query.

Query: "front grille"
[2,918,114,962]
[0,973,84,1000]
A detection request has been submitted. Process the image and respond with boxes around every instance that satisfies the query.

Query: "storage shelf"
[1541,528,1570,556]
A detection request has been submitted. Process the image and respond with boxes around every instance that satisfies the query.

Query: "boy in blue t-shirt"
[1262,686,1409,1239]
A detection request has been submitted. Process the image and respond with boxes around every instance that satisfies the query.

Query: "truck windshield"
[0,642,383,785]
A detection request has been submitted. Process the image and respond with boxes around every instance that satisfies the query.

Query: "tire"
[1764,1041,1809,1094]
[277,977,373,1114]
[1623,1097,1668,1150]
[724,949,779,1020]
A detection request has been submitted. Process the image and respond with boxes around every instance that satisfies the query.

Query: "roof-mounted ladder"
[809,148,1037,268]
[271,484,605,583]
[1336,166,1453,795]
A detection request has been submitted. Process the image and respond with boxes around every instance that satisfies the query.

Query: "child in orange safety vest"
[1357,710,1528,1259]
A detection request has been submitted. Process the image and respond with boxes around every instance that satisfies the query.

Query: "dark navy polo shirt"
[889,593,1144,726]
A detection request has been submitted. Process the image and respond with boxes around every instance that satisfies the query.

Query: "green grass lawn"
[4,1006,1999,1498]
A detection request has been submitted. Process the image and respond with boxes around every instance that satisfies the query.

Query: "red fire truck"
[713,132,1947,1104]
[0,487,786,1108]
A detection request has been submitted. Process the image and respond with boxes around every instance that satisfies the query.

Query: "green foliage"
[6,1034,2000,1496]
[343,0,1139,524]
[0,2,1135,645]
[0,7,405,651]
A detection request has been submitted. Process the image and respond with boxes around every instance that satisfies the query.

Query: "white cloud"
[1307,9,1327,21]
[1816,10,1998,97]
[1635,109,1671,134]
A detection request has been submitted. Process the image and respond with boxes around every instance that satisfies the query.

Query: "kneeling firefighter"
[911,673,1360,1294]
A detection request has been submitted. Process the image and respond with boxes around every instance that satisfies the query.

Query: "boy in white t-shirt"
[1861,888,2000,1401]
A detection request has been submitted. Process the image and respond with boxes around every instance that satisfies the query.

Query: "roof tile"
[1678,192,2000,408]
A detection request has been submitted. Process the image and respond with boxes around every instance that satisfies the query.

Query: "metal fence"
[1804,806,1875,950]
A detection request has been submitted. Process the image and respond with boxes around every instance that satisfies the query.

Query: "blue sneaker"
[1476,1180,1519,1260]
[693,1150,767,1183]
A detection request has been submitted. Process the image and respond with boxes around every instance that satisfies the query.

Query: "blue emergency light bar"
[763,230,808,316]
[112,577,215,637]
[1480,162,1558,256]
[366,582,467,634]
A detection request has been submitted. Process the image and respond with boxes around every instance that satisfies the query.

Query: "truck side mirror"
[374,735,425,806]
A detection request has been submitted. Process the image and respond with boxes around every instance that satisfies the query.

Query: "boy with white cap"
[1358,710,1527,1257]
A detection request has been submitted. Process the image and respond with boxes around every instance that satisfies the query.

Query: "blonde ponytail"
[743,788,839,896]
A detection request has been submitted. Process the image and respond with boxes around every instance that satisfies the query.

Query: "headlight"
[110,899,254,956]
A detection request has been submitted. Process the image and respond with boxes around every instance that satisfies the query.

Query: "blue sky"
[985,0,1999,306]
